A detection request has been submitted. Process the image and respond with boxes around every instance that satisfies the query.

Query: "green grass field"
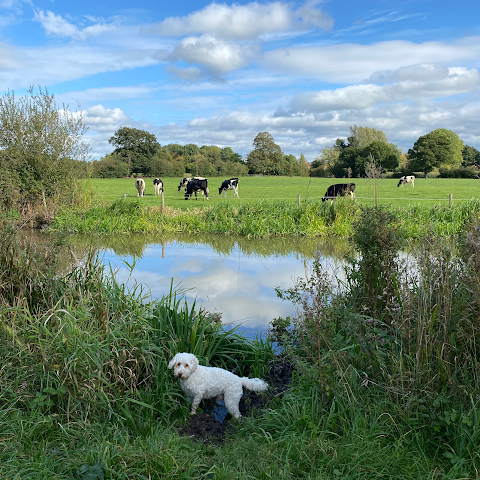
[85,176,480,209]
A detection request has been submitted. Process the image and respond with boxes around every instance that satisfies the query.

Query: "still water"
[27,231,351,338]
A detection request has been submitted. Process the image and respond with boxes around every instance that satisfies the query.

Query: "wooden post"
[449,194,453,206]
[161,191,164,212]
[162,242,165,259]
[298,194,301,206]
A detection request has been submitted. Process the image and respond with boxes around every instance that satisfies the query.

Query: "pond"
[25,231,351,338]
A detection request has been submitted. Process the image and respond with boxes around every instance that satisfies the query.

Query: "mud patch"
[177,357,295,444]
[178,413,234,444]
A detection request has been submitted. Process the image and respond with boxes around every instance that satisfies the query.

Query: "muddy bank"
[177,359,295,443]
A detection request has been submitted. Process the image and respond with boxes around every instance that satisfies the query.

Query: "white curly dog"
[168,352,268,419]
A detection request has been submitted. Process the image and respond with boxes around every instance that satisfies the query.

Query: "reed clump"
[272,205,480,477]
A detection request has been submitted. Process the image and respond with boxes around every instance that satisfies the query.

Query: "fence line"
[96,193,476,204]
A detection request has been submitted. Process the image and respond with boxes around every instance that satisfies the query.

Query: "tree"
[0,86,89,208]
[163,143,184,159]
[311,145,340,177]
[462,145,480,167]
[348,125,388,148]
[109,127,160,175]
[295,153,310,177]
[408,129,464,176]
[247,132,284,175]
[184,144,199,162]
[362,141,401,173]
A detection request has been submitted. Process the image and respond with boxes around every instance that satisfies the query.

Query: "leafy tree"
[183,144,199,162]
[335,147,364,177]
[163,144,184,159]
[408,129,464,177]
[362,141,401,173]
[294,153,310,177]
[462,145,480,167]
[200,145,222,166]
[91,154,128,178]
[0,86,89,209]
[348,125,388,148]
[109,127,160,175]
[311,145,340,177]
[247,132,284,175]
[221,146,243,163]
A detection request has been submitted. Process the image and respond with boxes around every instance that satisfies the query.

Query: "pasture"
[85,176,480,210]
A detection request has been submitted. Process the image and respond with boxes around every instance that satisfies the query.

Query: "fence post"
[298,194,301,206]
[161,191,165,212]
[449,194,453,206]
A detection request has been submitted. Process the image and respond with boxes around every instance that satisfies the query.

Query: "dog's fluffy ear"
[168,355,178,369]
[190,355,199,372]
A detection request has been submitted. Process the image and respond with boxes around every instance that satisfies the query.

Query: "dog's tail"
[241,377,268,392]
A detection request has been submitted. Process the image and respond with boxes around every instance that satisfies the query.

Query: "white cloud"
[289,66,480,112]
[34,9,116,40]
[263,37,480,83]
[165,65,204,81]
[0,41,161,90]
[84,104,129,131]
[168,35,259,76]
[142,1,333,40]
[57,85,161,105]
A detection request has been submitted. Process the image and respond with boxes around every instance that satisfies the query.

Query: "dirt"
[177,358,295,444]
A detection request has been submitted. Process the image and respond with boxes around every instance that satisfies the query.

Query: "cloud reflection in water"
[98,236,349,337]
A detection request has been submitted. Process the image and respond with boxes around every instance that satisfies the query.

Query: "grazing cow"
[178,177,206,199]
[185,178,209,200]
[219,178,239,198]
[322,183,356,202]
[397,175,415,188]
[153,178,163,196]
[135,178,145,197]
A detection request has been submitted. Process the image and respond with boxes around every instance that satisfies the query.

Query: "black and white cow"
[322,183,356,202]
[219,178,239,198]
[185,178,209,201]
[397,175,415,188]
[177,177,206,199]
[135,178,145,197]
[153,178,163,196]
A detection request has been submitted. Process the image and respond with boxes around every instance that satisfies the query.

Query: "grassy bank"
[50,197,480,239]
[3,215,480,478]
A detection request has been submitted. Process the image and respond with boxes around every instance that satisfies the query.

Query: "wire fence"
[95,194,472,203]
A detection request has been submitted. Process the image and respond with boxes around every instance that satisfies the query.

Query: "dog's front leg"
[190,395,202,415]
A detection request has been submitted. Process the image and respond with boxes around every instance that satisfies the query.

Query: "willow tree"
[0,86,89,209]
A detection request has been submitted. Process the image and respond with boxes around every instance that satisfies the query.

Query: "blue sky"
[1,0,479,161]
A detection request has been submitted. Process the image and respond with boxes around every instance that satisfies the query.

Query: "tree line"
[91,128,310,178]
[311,125,480,179]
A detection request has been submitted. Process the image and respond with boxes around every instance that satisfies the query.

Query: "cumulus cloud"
[168,35,259,76]
[34,9,116,40]
[83,104,129,131]
[142,0,333,40]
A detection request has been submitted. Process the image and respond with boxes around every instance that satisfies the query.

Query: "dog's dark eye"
[184,364,188,367]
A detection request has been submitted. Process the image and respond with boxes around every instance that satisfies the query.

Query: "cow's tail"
[241,377,268,393]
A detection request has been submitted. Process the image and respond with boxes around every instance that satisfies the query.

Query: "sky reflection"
[100,238,348,337]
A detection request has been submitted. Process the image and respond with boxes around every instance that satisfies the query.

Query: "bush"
[438,166,479,178]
